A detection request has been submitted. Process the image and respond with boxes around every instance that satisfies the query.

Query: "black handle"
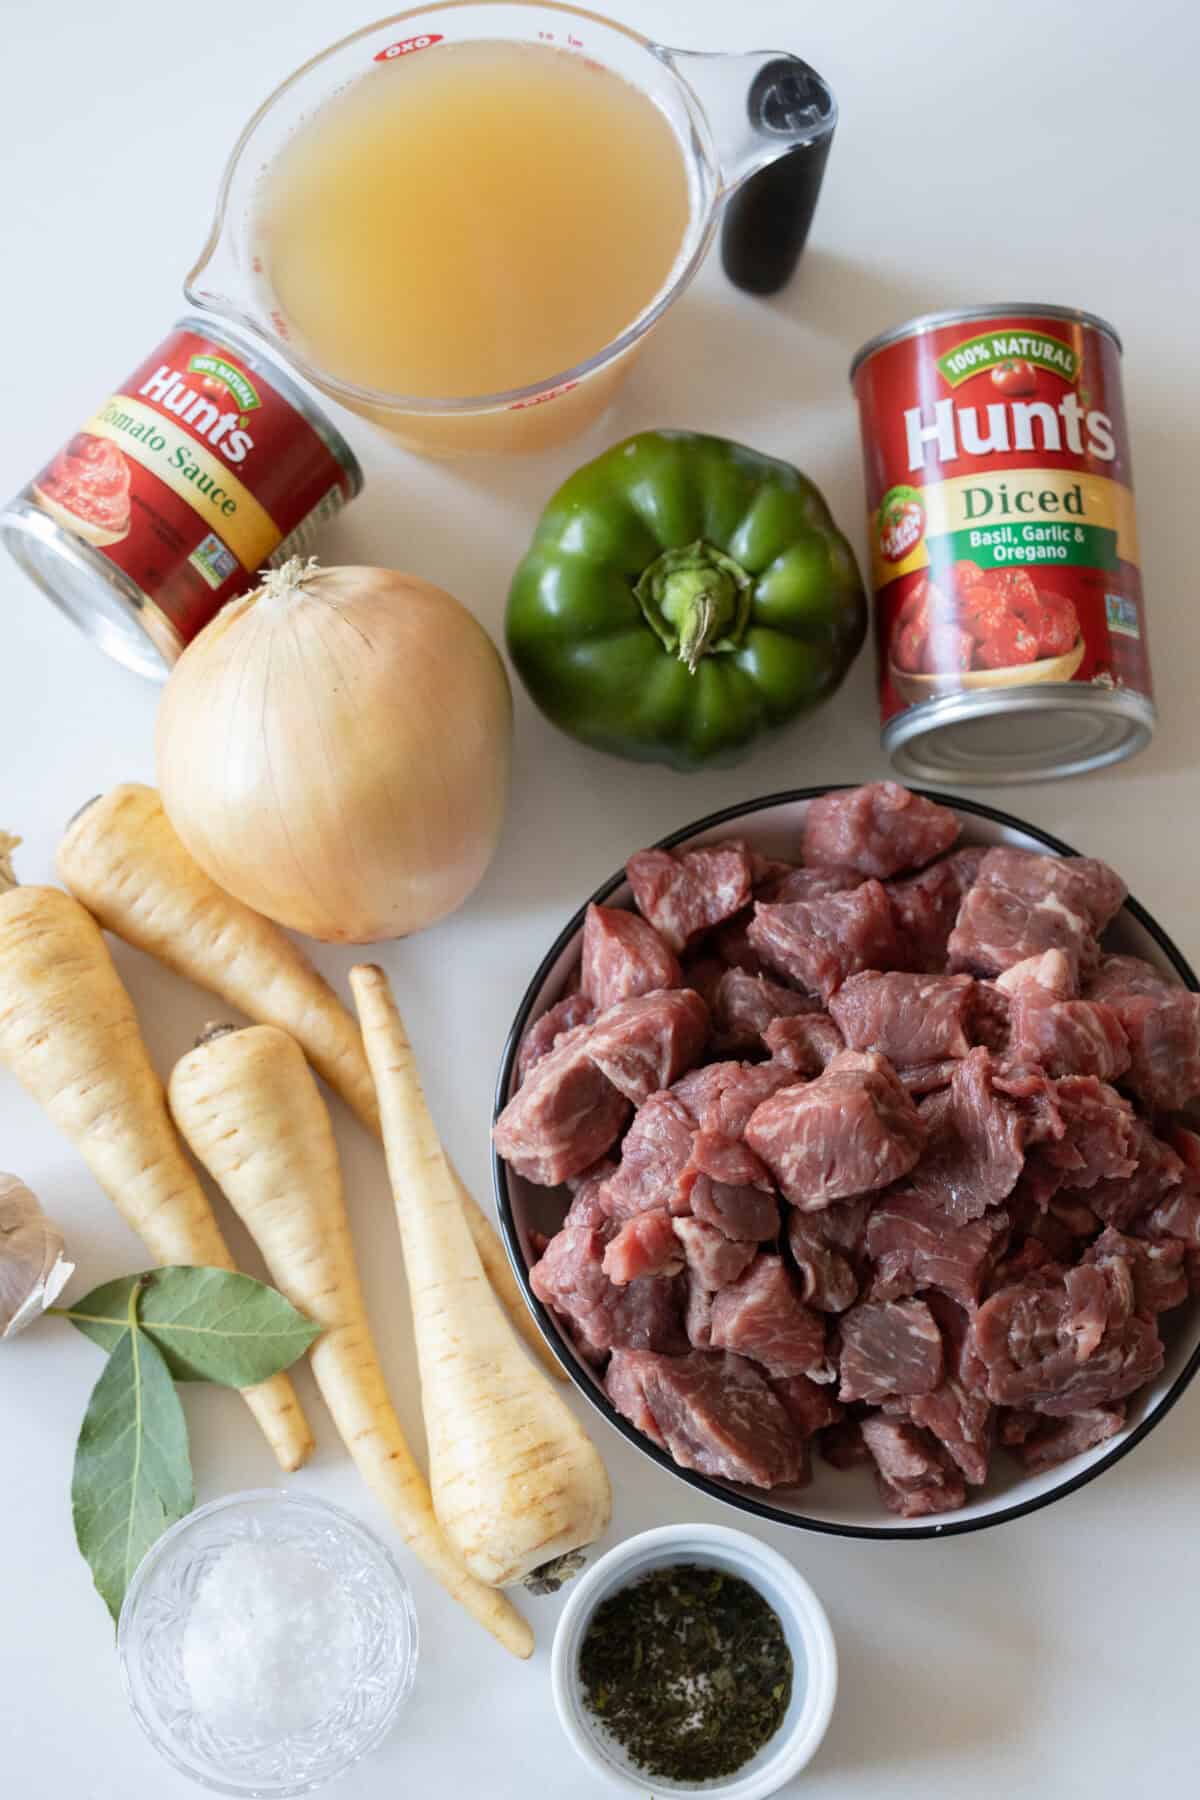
[720,58,837,298]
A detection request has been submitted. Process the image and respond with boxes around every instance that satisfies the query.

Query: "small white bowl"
[551,1524,837,1799]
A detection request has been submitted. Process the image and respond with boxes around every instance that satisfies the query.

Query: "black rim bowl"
[491,786,1200,1539]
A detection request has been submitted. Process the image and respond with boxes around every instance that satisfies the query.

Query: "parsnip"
[351,964,611,1589]
[59,785,562,1379]
[168,1024,532,1659]
[0,845,312,1470]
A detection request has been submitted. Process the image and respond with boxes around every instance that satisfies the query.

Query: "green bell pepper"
[506,431,867,771]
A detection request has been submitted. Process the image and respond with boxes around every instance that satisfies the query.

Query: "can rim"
[849,303,1123,382]
[882,683,1155,784]
[173,313,363,496]
[0,498,178,679]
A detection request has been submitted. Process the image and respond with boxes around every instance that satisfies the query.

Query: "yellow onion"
[155,558,512,942]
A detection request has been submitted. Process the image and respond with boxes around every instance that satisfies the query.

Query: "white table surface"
[2,0,1198,1793]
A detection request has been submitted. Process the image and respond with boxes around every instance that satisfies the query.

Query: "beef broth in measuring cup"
[184,3,836,455]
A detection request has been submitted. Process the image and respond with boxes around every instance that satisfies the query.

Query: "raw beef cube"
[764,1013,846,1075]
[493,1024,630,1186]
[586,989,709,1105]
[911,1049,1028,1223]
[581,903,681,1012]
[673,1217,758,1290]
[830,970,975,1066]
[887,847,986,971]
[979,848,1127,933]
[687,1131,780,1240]
[604,1349,808,1488]
[907,1370,993,1487]
[948,848,1125,979]
[604,1349,666,1447]
[671,1059,795,1137]
[771,1373,844,1436]
[970,1261,1163,1414]
[1082,1226,1188,1316]
[802,783,960,879]
[1088,954,1183,1004]
[749,880,904,1001]
[860,1415,968,1517]
[709,1254,828,1378]
[563,1162,616,1229]
[713,967,819,1048]
[998,950,1129,1081]
[1005,1404,1125,1473]
[530,1224,687,1360]
[516,993,596,1084]
[685,1279,716,1349]
[1034,1076,1136,1191]
[1085,954,1200,1113]
[747,1051,926,1209]
[807,1194,873,1255]
[787,1214,859,1312]
[1088,1119,1183,1229]
[838,1298,944,1403]
[866,1189,1010,1308]
[602,1209,685,1284]
[625,842,755,953]
[759,864,864,904]
[599,1092,696,1220]
[902,1292,993,1485]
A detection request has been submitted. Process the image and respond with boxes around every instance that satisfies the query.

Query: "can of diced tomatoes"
[0,315,362,679]
[850,304,1154,781]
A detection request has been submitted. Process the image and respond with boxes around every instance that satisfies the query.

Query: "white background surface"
[1,1,1198,1794]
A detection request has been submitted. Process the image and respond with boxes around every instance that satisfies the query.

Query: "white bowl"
[551,1523,837,1798]
[492,786,1200,1539]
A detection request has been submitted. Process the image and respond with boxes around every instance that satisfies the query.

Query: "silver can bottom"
[0,496,177,682]
[883,683,1155,784]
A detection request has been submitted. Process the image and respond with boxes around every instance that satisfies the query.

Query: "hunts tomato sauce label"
[1,315,362,679]
[851,305,1154,782]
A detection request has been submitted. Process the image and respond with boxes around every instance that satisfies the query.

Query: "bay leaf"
[71,1302,193,1622]
[62,1266,320,1386]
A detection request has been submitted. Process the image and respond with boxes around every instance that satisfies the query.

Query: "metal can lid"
[0,497,176,681]
[172,314,364,496]
[849,303,1123,384]
[883,685,1154,785]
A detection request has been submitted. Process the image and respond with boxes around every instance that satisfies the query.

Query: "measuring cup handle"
[666,48,837,297]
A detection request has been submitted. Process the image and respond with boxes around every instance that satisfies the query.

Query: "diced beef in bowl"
[495,783,1200,1518]
[802,782,960,879]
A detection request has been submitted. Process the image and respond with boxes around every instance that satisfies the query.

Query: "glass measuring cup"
[186,2,836,455]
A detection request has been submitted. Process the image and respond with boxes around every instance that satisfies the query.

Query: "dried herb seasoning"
[577,1562,793,1782]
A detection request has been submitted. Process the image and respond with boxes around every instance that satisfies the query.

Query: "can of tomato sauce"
[0,315,362,679]
[850,304,1154,781]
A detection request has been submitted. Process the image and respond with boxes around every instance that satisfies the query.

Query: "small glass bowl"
[118,1490,418,1797]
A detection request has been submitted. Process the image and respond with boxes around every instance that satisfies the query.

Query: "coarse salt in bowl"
[551,1523,837,1799]
[117,1489,418,1796]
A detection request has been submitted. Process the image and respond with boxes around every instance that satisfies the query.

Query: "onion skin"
[155,565,512,943]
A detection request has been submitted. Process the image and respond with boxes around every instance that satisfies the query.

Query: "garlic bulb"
[0,1174,74,1339]
[155,559,512,943]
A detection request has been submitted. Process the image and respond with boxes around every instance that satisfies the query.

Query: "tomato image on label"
[32,433,131,547]
[888,560,1082,689]
[877,484,925,562]
[990,358,1038,397]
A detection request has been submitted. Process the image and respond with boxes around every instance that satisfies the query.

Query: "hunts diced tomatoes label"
[851,310,1151,723]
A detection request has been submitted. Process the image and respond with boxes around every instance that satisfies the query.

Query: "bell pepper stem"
[634,541,752,673]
